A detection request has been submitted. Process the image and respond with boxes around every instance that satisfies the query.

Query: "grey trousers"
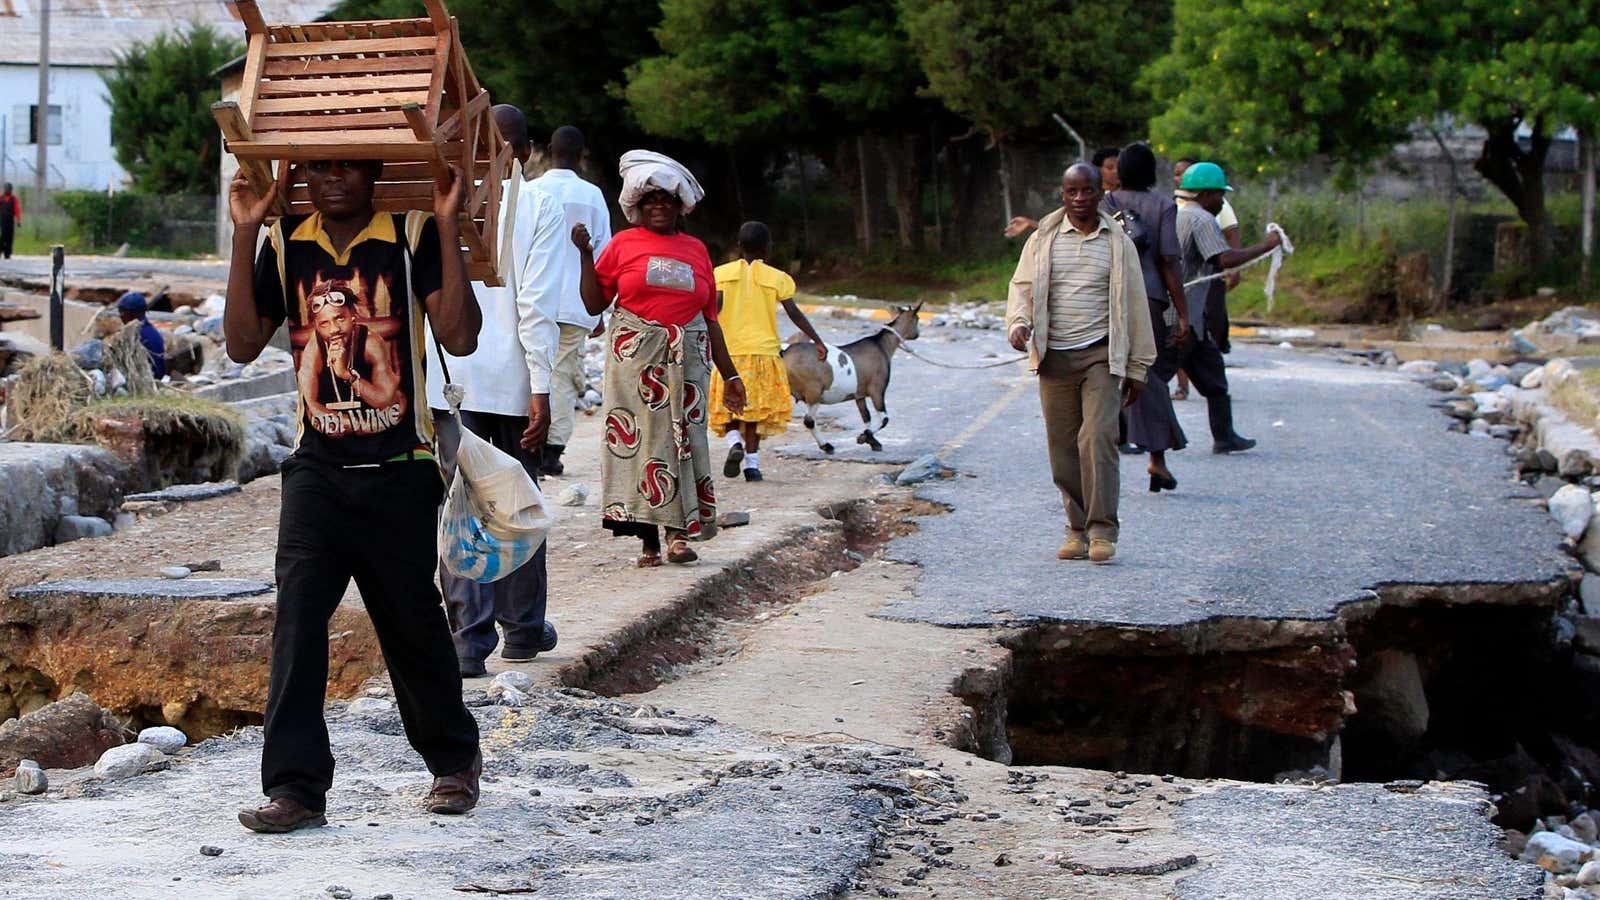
[433,409,550,663]
[1038,342,1122,542]
[547,323,590,447]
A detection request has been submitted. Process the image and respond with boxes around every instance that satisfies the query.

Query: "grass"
[1548,370,1600,431]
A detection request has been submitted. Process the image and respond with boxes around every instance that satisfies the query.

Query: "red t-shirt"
[594,227,717,326]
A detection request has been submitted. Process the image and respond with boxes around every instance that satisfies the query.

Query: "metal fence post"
[49,244,64,351]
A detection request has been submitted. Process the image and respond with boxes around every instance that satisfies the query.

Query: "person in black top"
[223,157,484,832]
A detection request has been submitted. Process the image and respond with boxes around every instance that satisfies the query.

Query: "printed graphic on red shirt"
[289,266,410,439]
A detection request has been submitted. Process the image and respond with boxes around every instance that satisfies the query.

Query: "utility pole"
[34,0,50,202]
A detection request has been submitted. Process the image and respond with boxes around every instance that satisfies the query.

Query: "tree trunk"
[827,139,868,253]
[857,134,873,254]
[1429,126,1462,307]
[880,132,925,252]
[1474,116,1555,272]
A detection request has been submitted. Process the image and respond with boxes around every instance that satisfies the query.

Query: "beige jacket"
[1005,208,1156,381]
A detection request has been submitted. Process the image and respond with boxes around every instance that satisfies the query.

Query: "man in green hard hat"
[1160,161,1282,454]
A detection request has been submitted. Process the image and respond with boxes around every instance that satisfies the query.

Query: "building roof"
[0,0,338,68]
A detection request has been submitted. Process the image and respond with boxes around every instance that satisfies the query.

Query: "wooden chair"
[213,0,514,286]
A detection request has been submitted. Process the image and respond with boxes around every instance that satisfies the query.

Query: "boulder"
[53,514,114,544]
[71,339,108,371]
[1398,360,1438,374]
[1523,830,1594,873]
[1351,649,1430,744]
[136,726,188,755]
[94,742,168,780]
[0,692,130,777]
[1550,485,1595,541]
[13,759,46,794]
[0,443,127,558]
[896,454,956,486]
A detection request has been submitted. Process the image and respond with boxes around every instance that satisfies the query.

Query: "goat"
[781,303,921,453]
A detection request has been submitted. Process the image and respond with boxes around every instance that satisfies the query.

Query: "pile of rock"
[1519,817,1600,896]
[927,302,1004,331]
[238,406,297,482]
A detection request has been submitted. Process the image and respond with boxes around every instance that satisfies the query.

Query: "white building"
[0,0,331,192]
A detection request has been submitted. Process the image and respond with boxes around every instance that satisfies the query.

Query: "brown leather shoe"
[1057,533,1089,560]
[238,796,327,833]
[1089,539,1117,564]
[426,752,482,815]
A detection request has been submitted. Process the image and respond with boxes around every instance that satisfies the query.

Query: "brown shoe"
[238,796,327,833]
[1089,539,1116,564]
[1057,533,1089,560]
[426,752,482,815]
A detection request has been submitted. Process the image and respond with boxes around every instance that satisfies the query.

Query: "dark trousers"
[0,224,13,259]
[433,409,549,663]
[1150,305,1236,442]
[263,455,480,813]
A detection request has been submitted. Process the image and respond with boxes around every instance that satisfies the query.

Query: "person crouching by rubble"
[571,150,747,567]
[115,291,168,379]
[710,221,826,482]
[1006,163,1156,565]
[223,157,483,832]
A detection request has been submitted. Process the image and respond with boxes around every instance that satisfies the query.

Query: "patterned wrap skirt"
[710,354,793,438]
[600,308,717,539]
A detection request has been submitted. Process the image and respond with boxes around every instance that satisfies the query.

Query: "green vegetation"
[103,24,240,196]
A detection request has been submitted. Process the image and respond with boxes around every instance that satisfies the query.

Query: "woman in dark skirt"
[1103,143,1192,492]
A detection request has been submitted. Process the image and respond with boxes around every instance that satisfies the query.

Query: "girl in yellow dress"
[709,222,826,481]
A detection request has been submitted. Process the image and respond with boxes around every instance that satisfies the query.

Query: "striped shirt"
[1045,220,1112,350]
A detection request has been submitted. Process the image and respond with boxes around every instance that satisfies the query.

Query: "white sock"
[725,431,744,449]
[745,452,760,470]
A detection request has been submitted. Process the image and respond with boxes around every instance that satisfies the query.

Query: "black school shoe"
[743,468,764,482]
[502,622,559,661]
[541,444,565,476]
[723,443,745,478]
[459,657,488,678]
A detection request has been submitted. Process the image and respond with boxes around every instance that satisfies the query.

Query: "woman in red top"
[575,184,745,566]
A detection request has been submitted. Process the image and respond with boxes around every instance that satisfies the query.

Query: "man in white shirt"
[530,125,611,476]
[426,105,565,678]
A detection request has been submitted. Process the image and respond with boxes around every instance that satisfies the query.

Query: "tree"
[1146,0,1600,273]
[103,24,241,195]
[900,0,1170,221]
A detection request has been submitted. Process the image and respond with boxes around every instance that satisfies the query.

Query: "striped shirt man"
[1045,219,1113,351]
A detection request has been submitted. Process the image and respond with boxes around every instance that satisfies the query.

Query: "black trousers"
[262,455,480,813]
[0,224,13,259]
[433,409,549,663]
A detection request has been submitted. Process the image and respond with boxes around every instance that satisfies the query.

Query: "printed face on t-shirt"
[292,271,408,435]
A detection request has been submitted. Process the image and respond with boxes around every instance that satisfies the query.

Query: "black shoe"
[1149,471,1178,492]
[502,622,558,661]
[723,443,745,478]
[1212,436,1257,454]
[743,467,764,482]
[541,444,565,477]
[1118,443,1146,455]
[459,657,487,678]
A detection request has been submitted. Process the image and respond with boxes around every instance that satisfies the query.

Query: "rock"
[136,726,187,755]
[199,845,223,857]
[1351,649,1429,743]
[1509,361,1540,384]
[1574,814,1600,846]
[1472,375,1509,391]
[0,692,130,776]
[1469,418,1491,436]
[164,332,205,377]
[93,742,167,780]
[1547,359,1579,386]
[1427,373,1460,392]
[159,566,192,580]
[327,887,353,900]
[1551,485,1595,541]
[718,511,751,528]
[71,339,108,371]
[53,515,114,544]
[1399,360,1438,374]
[1444,399,1477,421]
[488,684,531,707]
[1472,391,1511,421]
[1524,368,1548,389]
[1466,358,1493,380]
[1580,575,1600,616]
[13,760,46,795]
[346,697,396,717]
[896,455,955,486]
[557,483,589,507]
[1523,830,1594,873]
[195,315,225,338]
[491,671,535,693]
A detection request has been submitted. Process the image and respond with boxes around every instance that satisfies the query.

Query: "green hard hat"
[1179,161,1233,192]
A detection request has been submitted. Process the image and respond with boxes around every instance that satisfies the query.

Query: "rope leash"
[872,326,1029,370]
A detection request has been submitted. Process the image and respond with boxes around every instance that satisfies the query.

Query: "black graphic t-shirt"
[253,210,442,466]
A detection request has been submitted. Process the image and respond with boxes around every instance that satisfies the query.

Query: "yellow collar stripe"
[289,211,397,265]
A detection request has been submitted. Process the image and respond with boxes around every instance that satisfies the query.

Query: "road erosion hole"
[956,588,1600,832]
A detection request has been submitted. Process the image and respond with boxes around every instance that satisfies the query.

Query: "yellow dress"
[710,258,796,438]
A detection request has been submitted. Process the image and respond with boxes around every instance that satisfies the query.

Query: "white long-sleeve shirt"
[530,167,611,330]
[425,177,565,416]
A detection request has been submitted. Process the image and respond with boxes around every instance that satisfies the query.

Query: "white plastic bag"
[437,387,552,583]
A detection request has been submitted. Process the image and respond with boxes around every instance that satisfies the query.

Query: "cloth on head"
[116,292,148,316]
[617,150,704,224]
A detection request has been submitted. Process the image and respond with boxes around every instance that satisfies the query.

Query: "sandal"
[637,552,662,568]
[666,537,698,565]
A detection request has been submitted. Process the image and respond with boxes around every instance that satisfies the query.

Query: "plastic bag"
[438,413,551,583]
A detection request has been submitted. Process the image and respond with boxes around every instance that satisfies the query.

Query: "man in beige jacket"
[1006,163,1156,564]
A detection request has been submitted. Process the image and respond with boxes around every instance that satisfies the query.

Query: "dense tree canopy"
[103,24,240,195]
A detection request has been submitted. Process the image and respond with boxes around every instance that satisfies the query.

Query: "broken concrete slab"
[0,690,906,899]
[0,442,127,558]
[1175,782,1539,898]
[123,482,241,504]
[9,578,272,601]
